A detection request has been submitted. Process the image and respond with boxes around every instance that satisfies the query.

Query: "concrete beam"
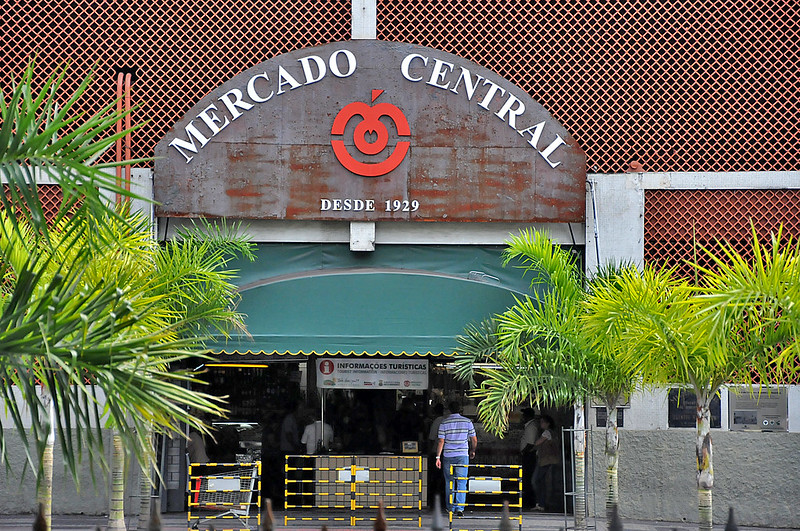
[161,218,585,246]
[1,167,153,223]
[352,0,377,39]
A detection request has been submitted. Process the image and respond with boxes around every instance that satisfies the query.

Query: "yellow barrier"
[447,463,522,531]
[284,455,423,527]
[187,461,261,531]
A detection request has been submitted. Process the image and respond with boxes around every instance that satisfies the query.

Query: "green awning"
[210,270,524,357]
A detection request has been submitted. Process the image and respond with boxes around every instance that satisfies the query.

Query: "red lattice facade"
[645,189,800,384]
[2,184,63,222]
[644,189,800,277]
[37,185,63,221]
[2,1,800,277]
[0,0,352,167]
[0,0,797,174]
[378,1,799,174]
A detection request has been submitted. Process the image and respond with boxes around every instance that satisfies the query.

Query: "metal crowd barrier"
[448,463,522,531]
[187,461,261,531]
[285,454,424,527]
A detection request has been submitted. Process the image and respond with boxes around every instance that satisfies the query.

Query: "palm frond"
[502,228,584,305]
[0,60,148,244]
[0,61,242,486]
[454,319,499,385]
[0,250,225,478]
[454,229,635,435]
[691,224,800,382]
[473,347,585,435]
[173,219,256,264]
[153,223,254,339]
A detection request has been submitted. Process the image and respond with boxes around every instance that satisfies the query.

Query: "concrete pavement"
[0,510,797,531]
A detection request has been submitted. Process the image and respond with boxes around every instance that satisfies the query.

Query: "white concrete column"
[352,0,377,39]
[585,173,645,275]
[130,168,154,223]
[350,221,376,251]
[789,386,800,433]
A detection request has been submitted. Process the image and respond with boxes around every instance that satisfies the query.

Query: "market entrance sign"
[154,41,586,222]
[316,359,429,390]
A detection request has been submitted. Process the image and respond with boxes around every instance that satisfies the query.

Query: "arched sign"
[154,41,586,222]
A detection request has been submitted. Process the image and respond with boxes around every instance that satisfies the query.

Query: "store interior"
[193,359,572,509]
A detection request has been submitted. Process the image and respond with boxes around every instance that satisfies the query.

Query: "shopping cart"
[188,462,260,530]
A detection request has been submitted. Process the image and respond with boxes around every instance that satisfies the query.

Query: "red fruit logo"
[331,89,411,177]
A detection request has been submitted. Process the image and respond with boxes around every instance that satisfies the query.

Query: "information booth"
[194,352,534,526]
[284,359,432,526]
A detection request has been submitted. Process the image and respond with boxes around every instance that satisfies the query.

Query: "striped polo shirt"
[438,413,476,457]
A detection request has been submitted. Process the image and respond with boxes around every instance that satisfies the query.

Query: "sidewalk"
[0,510,796,531]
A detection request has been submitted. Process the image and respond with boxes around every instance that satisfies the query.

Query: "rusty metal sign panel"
[154,41,586,222]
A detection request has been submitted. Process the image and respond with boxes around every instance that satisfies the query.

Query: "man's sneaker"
[532,504,545,512]
[454,511,464,517]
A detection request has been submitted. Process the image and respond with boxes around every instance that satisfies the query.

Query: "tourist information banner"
[316,358,428,389]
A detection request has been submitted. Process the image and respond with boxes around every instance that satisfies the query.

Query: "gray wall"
[0,429,140,516]
[588,429,800,528]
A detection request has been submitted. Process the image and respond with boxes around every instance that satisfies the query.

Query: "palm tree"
[583,227,799,531]
[122,219,253,530]
[57,208,254,531]
[695,226,800,381]
[579,268,645,521]
[0,61,232,520]
[138,219,255,530]
[2,205,234,524]
[455,229,634,527]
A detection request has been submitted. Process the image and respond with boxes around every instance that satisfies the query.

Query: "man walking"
[435,401,477,516]
[427,403,446,510]
[519,408,539,508]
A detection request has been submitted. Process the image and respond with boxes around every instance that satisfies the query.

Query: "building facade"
[1,0,799,526]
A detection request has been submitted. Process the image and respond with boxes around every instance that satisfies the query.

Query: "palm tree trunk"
[696,398,713,531]
[573,400,587,531]
[108,431,127,531]
[136,427,154,531]
[135,465,151,531]
[37,397,55,531]
[604,401,620,522]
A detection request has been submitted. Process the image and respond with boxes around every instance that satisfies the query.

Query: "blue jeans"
[442,455,469,512]
[533,463,556,509]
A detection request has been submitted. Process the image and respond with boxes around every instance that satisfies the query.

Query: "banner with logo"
[316,359,428,389]
[155,41,585,224]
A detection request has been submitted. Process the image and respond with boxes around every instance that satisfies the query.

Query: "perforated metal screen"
[378,0,800,173]
[2,184,63,222]
[0,0,351,165]
[1,0,797,173]
[645,188,800,384]
[380,1,800,174]
[644,189,800,277]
